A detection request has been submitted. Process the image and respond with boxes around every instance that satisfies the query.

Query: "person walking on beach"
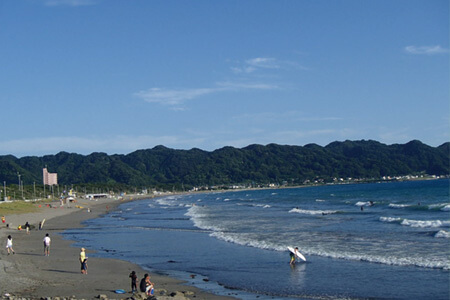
[129,271,138,293]
[6,235,15,255]
[43,233,51,256]
[25,222,31,234]
[79,247,86,273]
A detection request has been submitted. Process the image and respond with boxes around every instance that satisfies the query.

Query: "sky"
[0,0,448,157]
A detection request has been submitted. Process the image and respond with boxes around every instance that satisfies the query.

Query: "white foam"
[255,204,271,208]
[389,203,410,208]
[208,230,450,270]
[355,201,370,206]
[380,217,450,228]
[401,219,450,228]
[185,206,223,231]
[440,204,450,211]
[435,230,450,238]
[156,196,181,206]
[289,208,337,215]
[379,217,402,223]
[210,231,286,252]
[308,247,449,270]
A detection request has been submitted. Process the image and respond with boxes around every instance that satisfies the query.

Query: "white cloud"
[44,0,96,6]
[231,57,279,74]
[246,57,280,69]
[404,45,448,55]
[135,82,279,106]
[134,87,219,106]
[231,57,307,73]
[231,66,256,74]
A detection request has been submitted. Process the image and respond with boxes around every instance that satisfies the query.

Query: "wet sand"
[0,196,236,299]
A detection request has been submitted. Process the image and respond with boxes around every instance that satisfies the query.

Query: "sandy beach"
[0,196,236,300]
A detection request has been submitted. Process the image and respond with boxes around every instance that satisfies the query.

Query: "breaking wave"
[380,217,450,228]
[289,208,338,215]
[435,230,450,238]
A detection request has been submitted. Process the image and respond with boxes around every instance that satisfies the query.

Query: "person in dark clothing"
[139,274,148,292]
[139,273,154,295]
[129,271,137,293]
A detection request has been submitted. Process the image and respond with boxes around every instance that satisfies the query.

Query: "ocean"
[63,179,449,299]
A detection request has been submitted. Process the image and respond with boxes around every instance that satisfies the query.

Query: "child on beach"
[6,235,15,255]
[25,222,31,234]
[129,271,137,293]
[81,257,88,274]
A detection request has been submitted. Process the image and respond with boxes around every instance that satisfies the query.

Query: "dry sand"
[0,196,236,300]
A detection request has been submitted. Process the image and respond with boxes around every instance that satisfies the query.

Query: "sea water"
[63,179,450,299]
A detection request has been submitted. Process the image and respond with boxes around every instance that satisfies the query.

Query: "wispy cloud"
[135,81,279,107]
[135,56,296,108]
[231,57,278,74]
[231,57,307,74]
[44,0,97,7]
[134,87,219,106]
[404,45,448,55]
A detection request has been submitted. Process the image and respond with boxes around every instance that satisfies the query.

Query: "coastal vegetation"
[0,140,448,195]
[0,200,41,215]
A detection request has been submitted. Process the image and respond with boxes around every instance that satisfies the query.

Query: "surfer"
[289,247,299,265]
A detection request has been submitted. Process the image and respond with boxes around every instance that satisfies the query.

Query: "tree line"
[0,140,448,190]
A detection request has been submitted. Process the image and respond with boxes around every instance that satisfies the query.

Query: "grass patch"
[0,201,44,215]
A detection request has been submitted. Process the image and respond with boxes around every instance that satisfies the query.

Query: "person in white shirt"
[43,233,51,256]
[6,235,15,255]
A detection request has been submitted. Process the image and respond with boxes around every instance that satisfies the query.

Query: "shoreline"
[0,195,236,299]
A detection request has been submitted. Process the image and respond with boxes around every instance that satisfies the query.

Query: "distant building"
[43,168,58,186]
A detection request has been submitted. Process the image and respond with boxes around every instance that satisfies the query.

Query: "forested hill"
[0,140,448,187]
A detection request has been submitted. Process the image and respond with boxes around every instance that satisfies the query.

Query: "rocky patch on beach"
[1,289,197,300]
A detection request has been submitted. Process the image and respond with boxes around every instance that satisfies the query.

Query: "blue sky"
[0,0,448,157]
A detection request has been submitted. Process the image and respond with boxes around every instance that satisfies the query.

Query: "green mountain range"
[0,140,448,189]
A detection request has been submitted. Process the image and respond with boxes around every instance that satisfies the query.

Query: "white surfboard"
[288,246,306,262]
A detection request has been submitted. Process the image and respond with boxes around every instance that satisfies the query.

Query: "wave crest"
[289,208,338,215]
